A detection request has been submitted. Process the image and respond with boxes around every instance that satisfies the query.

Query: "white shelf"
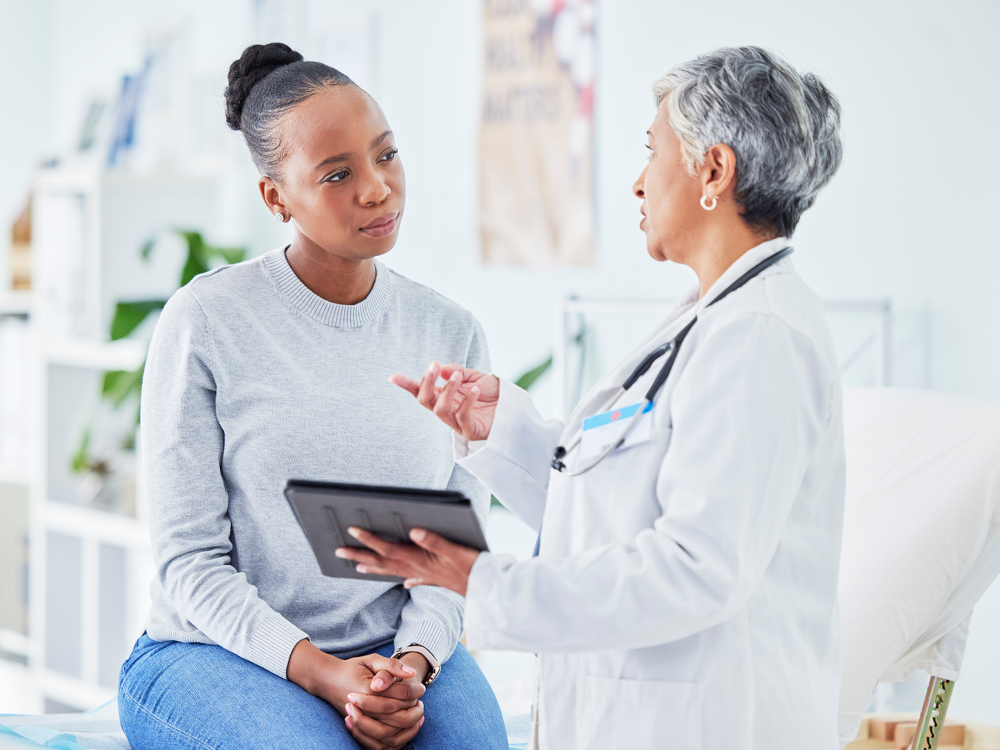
[0,628,30,658]
[0,467,30,486]
[0,292,32,316]
[45,501,148,550]
[45,338,146,371]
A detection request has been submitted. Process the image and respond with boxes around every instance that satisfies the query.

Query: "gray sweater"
[140,248,491,678]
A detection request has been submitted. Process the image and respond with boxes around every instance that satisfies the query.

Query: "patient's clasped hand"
[286,642,427,744]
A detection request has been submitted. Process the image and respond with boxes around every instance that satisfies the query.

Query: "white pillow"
[838,387,1000,747]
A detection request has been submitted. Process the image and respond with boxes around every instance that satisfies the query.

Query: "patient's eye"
[379,148,398,163]
[324,170,350,182]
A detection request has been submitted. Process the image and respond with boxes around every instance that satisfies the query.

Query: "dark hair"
[224,43,356,178]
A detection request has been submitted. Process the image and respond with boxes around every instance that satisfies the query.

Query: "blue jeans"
[118,635,508,750]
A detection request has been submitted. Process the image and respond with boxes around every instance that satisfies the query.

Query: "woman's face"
[266,85,405,262]
[632,103,703,263]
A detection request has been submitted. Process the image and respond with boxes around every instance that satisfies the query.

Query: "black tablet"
[284,480,490,583]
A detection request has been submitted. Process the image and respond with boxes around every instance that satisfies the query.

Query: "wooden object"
[894,721,964,750]
[869,718,904,741]
[10,197,31,291]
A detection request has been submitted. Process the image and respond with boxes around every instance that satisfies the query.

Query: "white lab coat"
[457,238,846,750]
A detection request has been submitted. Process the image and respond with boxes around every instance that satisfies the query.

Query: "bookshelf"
[0,162,220,712]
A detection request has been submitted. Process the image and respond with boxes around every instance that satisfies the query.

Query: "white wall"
[0,0,52,286]
[4,0,1000,725]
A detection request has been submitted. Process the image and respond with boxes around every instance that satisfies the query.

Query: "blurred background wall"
[1,0,998,723]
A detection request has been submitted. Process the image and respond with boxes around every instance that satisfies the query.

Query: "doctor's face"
[632,104,704,263]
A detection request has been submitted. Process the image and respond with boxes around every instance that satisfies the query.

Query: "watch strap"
[392,643,441,686]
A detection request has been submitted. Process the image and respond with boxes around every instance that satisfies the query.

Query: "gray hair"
[653,47,842,236]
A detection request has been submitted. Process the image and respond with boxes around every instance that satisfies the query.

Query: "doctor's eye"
[378,148,399,163]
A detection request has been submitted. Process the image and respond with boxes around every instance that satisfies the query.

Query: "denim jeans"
[118,634,508,750]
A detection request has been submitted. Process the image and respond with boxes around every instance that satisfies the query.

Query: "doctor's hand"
[389,362,499,442]
[336,527,480,597]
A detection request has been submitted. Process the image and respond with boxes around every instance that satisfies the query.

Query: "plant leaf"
[515,356,552,391]
[110,300,167,340]
[140,236,157,260]
[180,252,208,287]
[101,364,144,408]
[71,429,91,474]
[211,247,247,265]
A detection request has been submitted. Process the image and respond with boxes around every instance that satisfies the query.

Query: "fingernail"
[410,528,426,542]
[450,371,461,381]
[347,527,361,538]
[402,665,416,674]
[346,717,353,730]
[346,703,354,716]
[426,361,438,374]
[347,693,358,703]
[372,678,384,690]
[356,565,368,574]
[471,386,480,395]
[335,549,347,558]
[420,717,425,727]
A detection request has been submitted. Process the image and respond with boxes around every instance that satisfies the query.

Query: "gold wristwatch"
[392,643,441,686]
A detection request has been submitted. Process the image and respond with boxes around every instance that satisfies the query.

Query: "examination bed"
[4,386,1000,749]
[839,388,1000,748]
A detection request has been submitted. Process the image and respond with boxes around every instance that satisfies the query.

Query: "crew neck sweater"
[140,248,491,678]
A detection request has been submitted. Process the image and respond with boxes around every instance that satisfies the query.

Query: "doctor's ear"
[699,143,738,204]
[259,176,288,222]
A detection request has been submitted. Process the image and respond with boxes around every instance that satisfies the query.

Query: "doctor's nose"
[633,165,647,199]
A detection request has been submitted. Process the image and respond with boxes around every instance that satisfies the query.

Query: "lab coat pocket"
[578,675,702,749]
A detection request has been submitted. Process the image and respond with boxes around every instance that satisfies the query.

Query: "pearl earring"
[275,212,285,222]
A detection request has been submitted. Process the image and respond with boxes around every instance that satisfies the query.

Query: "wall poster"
[480,0,597,266]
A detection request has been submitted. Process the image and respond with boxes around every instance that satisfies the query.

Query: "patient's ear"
[259,176,287,219]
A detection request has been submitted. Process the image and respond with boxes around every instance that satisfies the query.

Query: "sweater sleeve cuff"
[245,612,310,679]
[394,618,455,666]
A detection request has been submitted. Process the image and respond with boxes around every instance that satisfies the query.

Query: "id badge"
[580,401,653,460]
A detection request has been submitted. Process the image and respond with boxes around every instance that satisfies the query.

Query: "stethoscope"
[551,247,794,477]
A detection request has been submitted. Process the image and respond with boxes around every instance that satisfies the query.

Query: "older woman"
[339,47,845,749]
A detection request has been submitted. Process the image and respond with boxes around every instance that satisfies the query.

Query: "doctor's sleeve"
[141,289,308,678]
[463,313,836,653]
[454,376,565,532]
[394,315,493,664]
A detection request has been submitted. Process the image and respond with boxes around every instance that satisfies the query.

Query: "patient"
[117,42,507,750]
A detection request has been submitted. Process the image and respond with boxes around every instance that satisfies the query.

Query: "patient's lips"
[360,213,398,238]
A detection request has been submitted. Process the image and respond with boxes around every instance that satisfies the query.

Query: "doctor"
[338,47,846,749]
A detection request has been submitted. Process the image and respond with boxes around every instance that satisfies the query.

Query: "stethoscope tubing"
[551,247,794,476]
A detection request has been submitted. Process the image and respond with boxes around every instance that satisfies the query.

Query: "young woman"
[117,43,508,750]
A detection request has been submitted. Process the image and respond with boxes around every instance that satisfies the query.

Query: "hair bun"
[225,43,304,130]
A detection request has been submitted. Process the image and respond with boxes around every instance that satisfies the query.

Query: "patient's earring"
[700,195,718,211]
[275,212,285,222]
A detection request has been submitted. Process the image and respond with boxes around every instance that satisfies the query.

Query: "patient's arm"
[142,290,309,677]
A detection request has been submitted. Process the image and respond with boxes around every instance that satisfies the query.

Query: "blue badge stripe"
[582,401,653,431]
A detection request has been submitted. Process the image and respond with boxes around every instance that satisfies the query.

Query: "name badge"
[580,402,653,460]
